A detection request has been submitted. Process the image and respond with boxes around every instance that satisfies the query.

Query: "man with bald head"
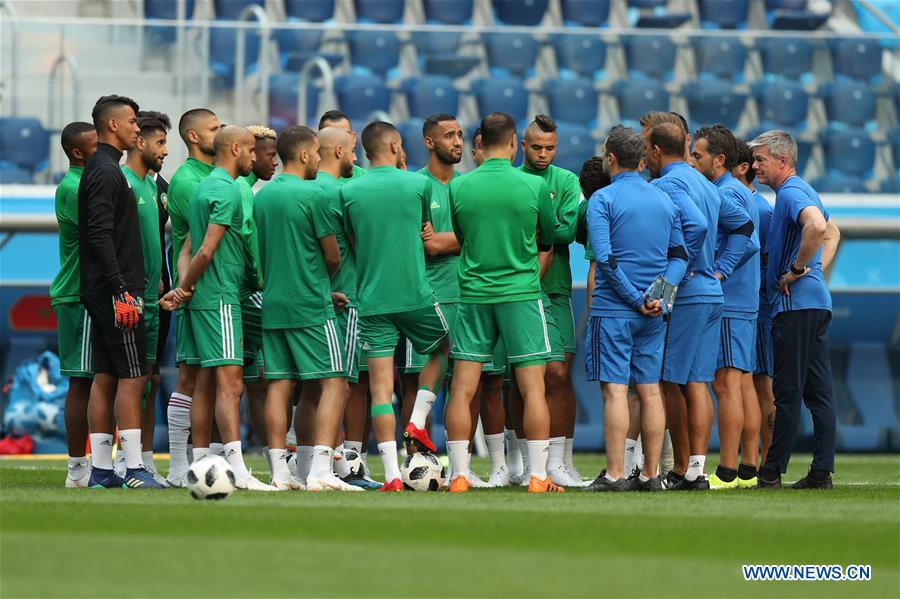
[161,125,274,491]
[318,110,365,180]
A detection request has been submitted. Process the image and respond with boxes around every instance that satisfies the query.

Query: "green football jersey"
[254,173,336,328]
[50,167,84,306]
[417,167,460,304]
[450,158,557,304]
[519,163,580,296]
[576,198,594,261]
[315,171,357,303]
[168,157,214,289]
[341,164,366,183]
[341,166,434,316]
[123,166,163,301]
[236,173,262,299]
[187,167,245,309]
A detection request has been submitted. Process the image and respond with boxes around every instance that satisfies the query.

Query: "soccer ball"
[34,402,61,433]
[186,455,236,500]
[400,452,445,491]
[341,447,363,476]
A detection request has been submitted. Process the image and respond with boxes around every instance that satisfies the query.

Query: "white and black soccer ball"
[400,452,445,491]
[341,447,363,476]
[186,455,236,500]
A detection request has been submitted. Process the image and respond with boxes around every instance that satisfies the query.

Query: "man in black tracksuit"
[79,94,163,489]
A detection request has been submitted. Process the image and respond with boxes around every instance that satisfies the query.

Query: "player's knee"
[545,362,567,389]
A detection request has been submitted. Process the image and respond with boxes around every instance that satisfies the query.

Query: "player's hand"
[778,267,809,296]
[158,277,165,295]
[714,272,724,282]
[639,299,662,317]
[420,222,434,242]
[331,292,349,312]
[113,291,143,330]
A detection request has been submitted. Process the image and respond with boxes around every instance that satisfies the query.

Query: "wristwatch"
[790,262,805,276]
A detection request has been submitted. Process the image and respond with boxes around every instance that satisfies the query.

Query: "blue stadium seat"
[0,118,50,172]
[396,120,429,171]
[554,122,597,173]
[811,173,867,193]
[753,79,809,129]
[623,35,676,80]
[144,0,196,43]
[818,80,876,129]
[692,36,747,80]
[882,176,900,193]
[424,0,473,24]
[553,34,607,79]
[347,30,401,78]
[611,79,669,128]
[544,78,598,127]
[412,31,480,77]
[334,74,392,122]
[354,0,404,22]
[413,31,463,56]
[681,79,747,131]
[268,73,320,130]
[284,0,335,21]
[821,128,876,178]
[0,161,33,183]
[697,0,748,28]
[627,0,690,28]
[766,0,805,8]
[492,0,549,25]
[485,32,539,78]
[209,25,260,84]
[213,0,262,19]
[757,37,814,80]
[402,76,460,120]
[765,0,829,30]
[274,25,324,64]
[560,0,611,26]
[831,38,883,82]
[472,78,529,124]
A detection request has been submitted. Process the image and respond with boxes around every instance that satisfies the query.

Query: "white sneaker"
[236,471,277,491]
[468,471,491,488]
[271,476,305,491]
[114,455,126,478]
[488,464,510,487]
[548,463,580,486]
[287,452,298,478]
[565,465,590,487]
[65,464,90,488]
[307,474,364,492]
[166,472,188,488]
[145,464,168,487]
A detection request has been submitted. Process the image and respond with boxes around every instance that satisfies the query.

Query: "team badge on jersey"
[549,191,557,200]
[431,200,440,209]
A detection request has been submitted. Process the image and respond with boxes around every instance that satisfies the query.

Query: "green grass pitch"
[1,453,898,598]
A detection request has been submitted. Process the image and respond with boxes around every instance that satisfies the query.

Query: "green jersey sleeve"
[550,171,580,244]
[309,187,335,239]
[209,183,237,227]
[340,189,354,240]
[421,177,433,225]
[536,179,558,247]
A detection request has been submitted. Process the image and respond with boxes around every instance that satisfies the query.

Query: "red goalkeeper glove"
[113,291,143,330]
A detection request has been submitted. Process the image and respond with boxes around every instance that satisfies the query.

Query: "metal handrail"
[47,34,81,176]
[297,56,334,128]
[857,0,900,34]
[0,0,20,116]
[234,4,271,125]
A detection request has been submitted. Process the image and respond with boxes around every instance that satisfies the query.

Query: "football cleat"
[113,454,127,478]
[341,472,381,490]
[663,469,683,490]
[737,476,758,489]
[377,478,404,492]
[144,463,168,487]
[88,467,125,489]
[548,463,580,487]
[584,472,633,492]
[448,475,470,493]
[235,472,278,491]
[307,475,364,492]
[122,467,167,489]
[565,465,590,487]
[166,473,188,488]
[790,471,833,490]
[488,464,510,488]
[468,471,491,488]
[527,476,565,493]
[402,423,437,453]
[634,476,663,492]
[669,475,710,491]
[708,472,740,490]
[271,476,306,491]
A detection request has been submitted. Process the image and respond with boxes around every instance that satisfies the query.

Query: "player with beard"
[318,110,365,180]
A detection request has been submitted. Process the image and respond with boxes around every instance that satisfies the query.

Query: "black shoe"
[669,475,710,491]
[663,470,683,490]
[585,471,633,492]
[635,476,663,492]
[791,471,833,490]
[757,469,782,488]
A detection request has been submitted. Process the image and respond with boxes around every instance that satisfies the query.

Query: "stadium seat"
[681,79,747,131]
[472,78,529,124]
[283,0,336,22]
[544,78,598,127]
[424,0,473,24]
[611,79,670,128]
[213,0,262,20]
[334,74,392,122]
[0,118,51,173]
[492,0,549,25]
[353,0,404,22]
[818,80,876,129]
[623,35,677,80]
[811,173,867,193]
[411,31,481,78]
[268,73,320,130]
[553,34,607,79]
[485,32,539,78]
[0,161,33,183]
[554,122,597,173]
[765,0,806,8]
[209,25,260,84]
[697,0,748,28]
[560,0,611,27]
[757,37,814,80]
[881,176,900,193]
[753,79,809,129]
[401,76,460,120]
[765,0,829,30]
[347,30,401,78]
[627,0,690,28]
[396,120,429,171]
[274,25,324,64]
[144,0,196,43]
[821,128,876,178]
[692,36,747,80]
[831,38,884,82]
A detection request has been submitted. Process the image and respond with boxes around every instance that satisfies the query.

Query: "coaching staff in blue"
[749,130,841,489]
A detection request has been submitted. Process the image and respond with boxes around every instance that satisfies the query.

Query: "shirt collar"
[611,171,640,183]
[660,161,688,177]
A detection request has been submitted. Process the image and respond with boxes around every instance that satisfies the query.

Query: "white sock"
[166,392,191,474]
[447,440,469,479]
[224,441,250,481]
[624,438,637,474]
[262,445,271,473]
[639,473,650,483]
[378,441,401,482]
[484,433,505,471]
[297,446,313,482]
[547,436,565,470]
[118,429,142,469]
[310,445,334,480]
[89,433,114,469]
[527,439,550,479]
[635,435,645,470]
[334,444,352,478]
[192,447,210,461]
[186,444,194,465]
[141,450,156,472]
[345,440,363,453]
[409,389,437,429]
[685,454,706,481]
[67,455,89,478]
[564,438,577,471]
[209,442,225,457]
[505,429,521,459]
[604,471,617,482]
[269,447,290,481]
[517,438,530,472]
[660,429,674,475]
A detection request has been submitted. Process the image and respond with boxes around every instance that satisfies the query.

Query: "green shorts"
[189,303,244,368]
[144,301,160,364]
[174,308,199,365]
[544,293,569,360]
[484,336,508,376]
[402,302,458,374]
[242,292,265,381]
[54,302,94,379]
[336,306,360,383]
[359,303,449,359]
[451,298,552,366]
[263,319,346,381]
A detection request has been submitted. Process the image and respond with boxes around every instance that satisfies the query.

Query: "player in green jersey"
[51,122,98,488]
[164,108,221,486]
[318,110,366,181]
[162,125,275,491]
[341,121,451,492]
[445,112,563,494]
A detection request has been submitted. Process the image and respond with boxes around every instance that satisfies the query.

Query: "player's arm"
[340,189,356,248]
[539,249,553,279]
[655,180,707,266]
[176,232,192,287]
[713,194,756,281]
[546,174,580,244]
[587,194,643,309]
[179,224,227,292]
[778,202,828,294]
[574,198,589,246]
[821,218,840,271]
[663,207,690,285]
[449,183,463,244]
[311,187,340,277]
[586,260,596,307]
[83,165,129,293]
[535,180,560,242]
[318,235,341,277]
[423,230,460,257]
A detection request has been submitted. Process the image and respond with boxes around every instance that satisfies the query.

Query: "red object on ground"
[9,295,57,332]
[0,434,35,455]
